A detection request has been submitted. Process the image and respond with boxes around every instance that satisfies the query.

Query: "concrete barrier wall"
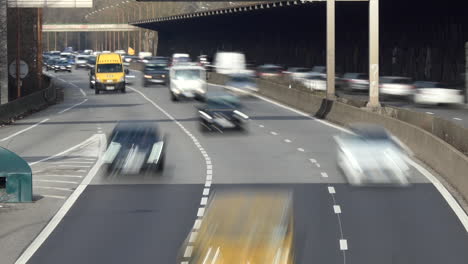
[208,72,468,202]
[0,75,59,124]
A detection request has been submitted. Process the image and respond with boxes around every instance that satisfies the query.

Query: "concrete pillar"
[0,0,8,104]
[326,0,336,99]
[465,42,468,104]
[367,0,381,108]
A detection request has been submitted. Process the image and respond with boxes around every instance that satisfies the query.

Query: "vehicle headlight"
[161,74,166,78]
[144,75,152,79]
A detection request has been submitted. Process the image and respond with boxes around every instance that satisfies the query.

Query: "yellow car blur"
[178,190,294,264]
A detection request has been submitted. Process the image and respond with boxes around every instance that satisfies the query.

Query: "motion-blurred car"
[379,76,415,98]
[169,65,206,101]
[45,57,60,71]
[413,81,464,105]
[256,64,284,78]
[54,60,72,73]
[339,73,369,92]
[283,67,312,80]
[298,75,327,91]
[143,60,169,86]
[102,122,166,175]
[335,124,411,186]
[74,55,89,69]
[125,68,135,85]
[171,53,191,66]
[197,91,249,132]
[197,55,211,68]
[225,73,258,96]
[177,190,294,264]
[123,55,138,66]
[309,65,327,77]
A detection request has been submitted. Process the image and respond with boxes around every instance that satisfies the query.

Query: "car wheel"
[121,87,126,93]
[171,92,178,101]
[95,89,100,95]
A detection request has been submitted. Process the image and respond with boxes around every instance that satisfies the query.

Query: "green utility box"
[0,147,33,202]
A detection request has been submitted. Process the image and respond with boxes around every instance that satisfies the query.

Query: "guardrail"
[0,74,62,124]
[208,72,468,203]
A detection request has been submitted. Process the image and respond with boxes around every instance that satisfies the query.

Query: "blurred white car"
[335,124,411,187]
[299,75,327,91]
[169,65,206,101]
[379,76,415,97]
[413,81,464,105]
[283,67,312,80]
[225,73,258,96]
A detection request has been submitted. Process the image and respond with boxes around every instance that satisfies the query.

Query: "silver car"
[335,124,411,187]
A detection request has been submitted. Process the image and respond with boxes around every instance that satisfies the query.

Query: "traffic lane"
[130,81,341,184]
[0,74,95,163]
[337,91,468,127]
[27,184,204,264]
[336,184,468,264]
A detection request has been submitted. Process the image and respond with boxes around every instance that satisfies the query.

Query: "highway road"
[337,91,468,128]
[1,70,468,264]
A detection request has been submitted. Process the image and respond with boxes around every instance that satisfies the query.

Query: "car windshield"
[206,96,240,109]
[111,128,159,146]
[97,64,122,73]
[174,69,201,80]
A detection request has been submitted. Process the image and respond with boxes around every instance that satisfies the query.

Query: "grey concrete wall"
[0,0,7,104]
[0,75,58,124]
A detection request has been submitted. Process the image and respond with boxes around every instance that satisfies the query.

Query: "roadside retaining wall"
[208,72,468,202]
[0,74,60,124]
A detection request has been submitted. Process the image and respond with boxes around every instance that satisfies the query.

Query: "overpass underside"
[134,0,467,82]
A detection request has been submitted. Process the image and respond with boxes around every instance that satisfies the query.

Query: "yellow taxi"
[93,53,127,94]
[178,190,294,264]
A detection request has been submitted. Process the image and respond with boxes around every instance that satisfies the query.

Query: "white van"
[214,52,246,75]
[169,65,206,101]
[171,53,191,66]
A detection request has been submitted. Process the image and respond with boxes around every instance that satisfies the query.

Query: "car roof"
[171,65,204,70]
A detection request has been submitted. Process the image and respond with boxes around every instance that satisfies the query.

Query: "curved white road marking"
[0,118,49,142]
[58,98,88,114]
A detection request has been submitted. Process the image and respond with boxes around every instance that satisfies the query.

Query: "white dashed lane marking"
[321,172,329,178]
[340,239,348,250]
[297,148,305,152]
[284,139,292,143]
[333,205,342,214]
[328,186,336,194]
[259,124,264,128]
[453,117,462,121]
[426,112,434,115]
[271,131,278,135]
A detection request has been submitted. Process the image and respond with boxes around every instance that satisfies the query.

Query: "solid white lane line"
[57,165,90,168]
[0,118,50,142]
[271,131,278,135]
[58,98,88,114]
[333,205,342,214]
[284,139,292,143]
[405,157,468,232]
[201,197,208,206]
[184,246,193,258]
[453,117,462,121]
[33,179,78,184]
[297,148,305,152]
[328,186,336,194]
[339,239,348,250]
[41,195,66,199]
[34,186,74,192]
[197,208,205,217]
[15,134,105,264]
[193,219,202,230]
[426,112,434,115]
[203,188,210,196]
[79,88,87,97]
[35,175,83,179]
[321,172,329,178]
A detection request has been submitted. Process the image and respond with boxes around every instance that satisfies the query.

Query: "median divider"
[208,72,468,203]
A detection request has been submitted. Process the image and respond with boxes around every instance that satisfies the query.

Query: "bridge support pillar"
[367,0,381,108]
[326,0,336,100]
[0,0,8,104]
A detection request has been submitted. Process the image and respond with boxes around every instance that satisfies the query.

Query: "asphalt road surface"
[1,70,468,264]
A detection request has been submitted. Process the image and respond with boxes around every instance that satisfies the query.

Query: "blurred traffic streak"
[102,121,166,176]
[256,64,284,78]
[178,189,294,264]
[197,91,249,133]
[297,75,327,91]
[379,76,415,99]
[225,73,258,96]
[335,123,411,187]
[283,67,312,80]
[213,52,249,75]
[338,73,369,92]
[413,81,464,105]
